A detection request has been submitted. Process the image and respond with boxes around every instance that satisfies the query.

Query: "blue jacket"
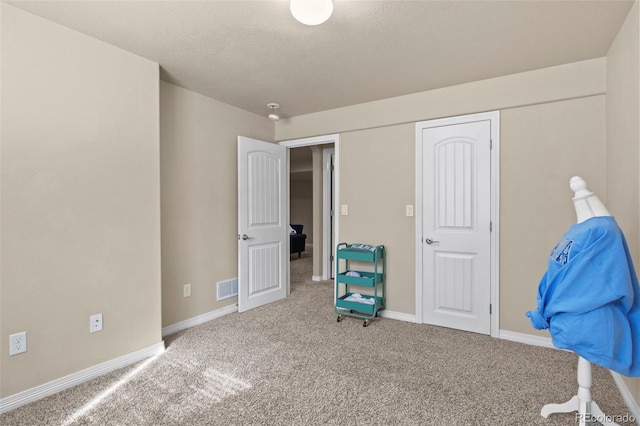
[526,216,640,376]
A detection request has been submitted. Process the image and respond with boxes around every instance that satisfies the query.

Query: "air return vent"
[217,278,238,301]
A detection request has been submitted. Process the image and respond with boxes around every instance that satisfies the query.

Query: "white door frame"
[280,134,340,281]
[322,147,335,280]
[415,111,500,337]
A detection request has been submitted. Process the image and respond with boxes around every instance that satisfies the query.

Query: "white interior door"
[420,120,492,335]
[238,136,287,312]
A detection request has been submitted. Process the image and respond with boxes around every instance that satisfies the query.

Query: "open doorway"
[289,146,313,271]
[281,134,339,283]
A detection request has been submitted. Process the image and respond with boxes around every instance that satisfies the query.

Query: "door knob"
[425,237,440,244]
[240,234,252,240]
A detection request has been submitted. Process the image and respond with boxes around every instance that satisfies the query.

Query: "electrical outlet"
[9,331,27,356]
[90,313,103,333]
[341,204,348,215]
[184,283,191,297]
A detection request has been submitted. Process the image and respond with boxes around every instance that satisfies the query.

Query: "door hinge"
[490,139,493,150]
[490,304,492,314]
[490,221,493,232]
[331,254,334,261]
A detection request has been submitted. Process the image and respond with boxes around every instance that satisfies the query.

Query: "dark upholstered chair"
[290,224,307,257]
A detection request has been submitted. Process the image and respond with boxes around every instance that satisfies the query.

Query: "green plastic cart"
[334,243,385,327]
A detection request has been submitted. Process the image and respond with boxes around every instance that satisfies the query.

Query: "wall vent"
[217,278,238,301]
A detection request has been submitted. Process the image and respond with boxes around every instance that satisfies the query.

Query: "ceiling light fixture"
[290,0,333,26]
[267,103,280,121]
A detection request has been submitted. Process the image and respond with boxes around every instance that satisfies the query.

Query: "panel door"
[238,136,287,312]
[421,120,491,334]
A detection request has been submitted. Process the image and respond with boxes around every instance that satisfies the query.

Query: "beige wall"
[290,178,313,243]
[277,59,608,333]
[606,0,640,404]
[276,58,605,141]
[335,97,606,319]
[500,96,606,335]
[290,147,313,244]
[607,1,640,265]
[1,4,161,397]
[159,82,273,327]
[339,124,416,314]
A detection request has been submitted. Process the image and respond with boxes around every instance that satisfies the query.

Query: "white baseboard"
[498,329,554,349]
[162,303,238,337]
[0,341,165,414]
[1,305,240,414]
[379,310,420,323]
[312,275,324,282]
[610,372,640,424]
[500,330,640,423]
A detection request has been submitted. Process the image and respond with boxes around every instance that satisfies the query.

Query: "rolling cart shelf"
[334,243,385,327]
[336,294,384,315]
[336,271,382,287]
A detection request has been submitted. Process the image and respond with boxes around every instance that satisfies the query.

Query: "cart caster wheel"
[337,316,343,322]
[363,320,369,327]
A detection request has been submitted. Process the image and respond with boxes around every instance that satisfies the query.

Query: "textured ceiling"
[6,0,634,118]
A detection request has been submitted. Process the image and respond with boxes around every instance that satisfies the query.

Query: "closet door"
[418,118,492,335]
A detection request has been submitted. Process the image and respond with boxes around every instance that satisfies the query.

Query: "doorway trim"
[322,147,335,280]
[280,134,340,282]
[414,111,500,337]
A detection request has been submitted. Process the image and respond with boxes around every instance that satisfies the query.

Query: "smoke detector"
[267,103,280,121]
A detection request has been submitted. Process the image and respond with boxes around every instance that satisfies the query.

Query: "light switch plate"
[406,205,414,217]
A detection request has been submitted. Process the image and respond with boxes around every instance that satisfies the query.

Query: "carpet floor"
[0,251,634,425]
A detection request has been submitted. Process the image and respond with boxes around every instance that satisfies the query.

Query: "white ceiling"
[7,0,634,118]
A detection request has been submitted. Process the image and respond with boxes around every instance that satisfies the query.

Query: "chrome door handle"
[240,234,252,240]
[425,237,440,245]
